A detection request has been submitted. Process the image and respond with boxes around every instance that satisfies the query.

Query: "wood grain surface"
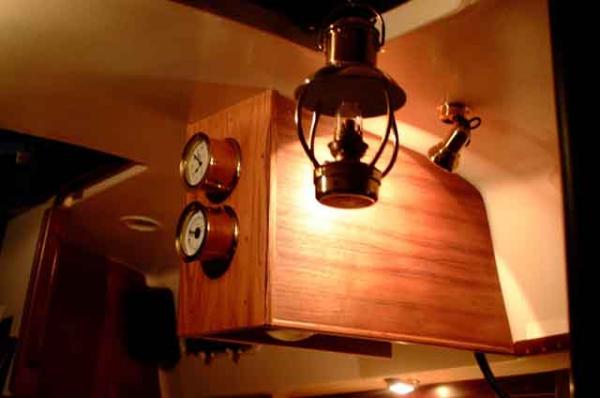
[178,91,272,336]
[269,93,512,353]
[178,90,512,354]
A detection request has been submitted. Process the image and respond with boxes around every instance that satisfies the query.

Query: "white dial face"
[181,209,207,257]
[184,138,210,187]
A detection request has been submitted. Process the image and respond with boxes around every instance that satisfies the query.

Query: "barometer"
[175,201,239,278]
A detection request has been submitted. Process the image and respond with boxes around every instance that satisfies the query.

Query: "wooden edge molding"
[205,327,392,358]
[272,318,514,355]
[513,333,570,356]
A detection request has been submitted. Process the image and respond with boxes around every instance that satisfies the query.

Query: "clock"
[179,132,241,202]
[175,201,239,278]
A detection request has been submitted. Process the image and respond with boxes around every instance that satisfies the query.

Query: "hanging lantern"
[294,4,406,209]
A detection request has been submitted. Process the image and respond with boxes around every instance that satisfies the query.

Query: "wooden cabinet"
[10,208,160,398]
[178,91,512,355]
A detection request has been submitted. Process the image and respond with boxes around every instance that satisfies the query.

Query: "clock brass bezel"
[179,132,212,190]
[179,132,242,203]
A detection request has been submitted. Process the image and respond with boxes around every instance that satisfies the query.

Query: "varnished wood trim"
[272,319,514,355]
[266,90,277,325]
[206,327,392,358]
[513,334,570,356]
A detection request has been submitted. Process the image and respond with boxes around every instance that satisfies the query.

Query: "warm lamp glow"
[435,385,452,398]
[386,379,418,395]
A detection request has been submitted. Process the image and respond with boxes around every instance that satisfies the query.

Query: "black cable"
[474,352,510,398]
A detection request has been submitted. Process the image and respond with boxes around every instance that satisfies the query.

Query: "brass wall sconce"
[428,102,482,172]
[294,4,406,209]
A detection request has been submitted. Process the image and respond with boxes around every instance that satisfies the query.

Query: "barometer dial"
[176,202,207,262]
[175,202,239,279]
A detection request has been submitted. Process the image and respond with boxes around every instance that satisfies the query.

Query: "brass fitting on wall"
[428,102,482,173]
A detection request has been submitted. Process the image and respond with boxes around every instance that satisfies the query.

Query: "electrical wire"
[474,352,510,398]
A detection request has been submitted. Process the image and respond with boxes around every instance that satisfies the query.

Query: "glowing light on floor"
[386,379,418,395]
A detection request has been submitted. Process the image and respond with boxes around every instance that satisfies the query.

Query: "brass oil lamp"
[294,4,406,209]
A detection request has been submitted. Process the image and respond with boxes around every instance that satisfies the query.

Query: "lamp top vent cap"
[295,65,406,117]
[295,4,405,117]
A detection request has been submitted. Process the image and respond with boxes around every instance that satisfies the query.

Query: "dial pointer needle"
[193,154,202,173]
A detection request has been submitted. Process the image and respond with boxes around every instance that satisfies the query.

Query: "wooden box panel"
[178,91,272,336]
[178,90,512,354]
[269,94,512,353]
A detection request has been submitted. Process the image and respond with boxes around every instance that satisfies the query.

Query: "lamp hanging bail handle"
[381,116,400,177]
[368,85,400,177]
[316,2,386,51]
[295,89,322,168]
[309,110,321,154]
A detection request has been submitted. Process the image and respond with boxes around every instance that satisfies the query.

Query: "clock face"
[177,204,207,259]
[182,135,210,187]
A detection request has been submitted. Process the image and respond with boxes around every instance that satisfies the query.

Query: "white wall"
[0,201,50,336]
